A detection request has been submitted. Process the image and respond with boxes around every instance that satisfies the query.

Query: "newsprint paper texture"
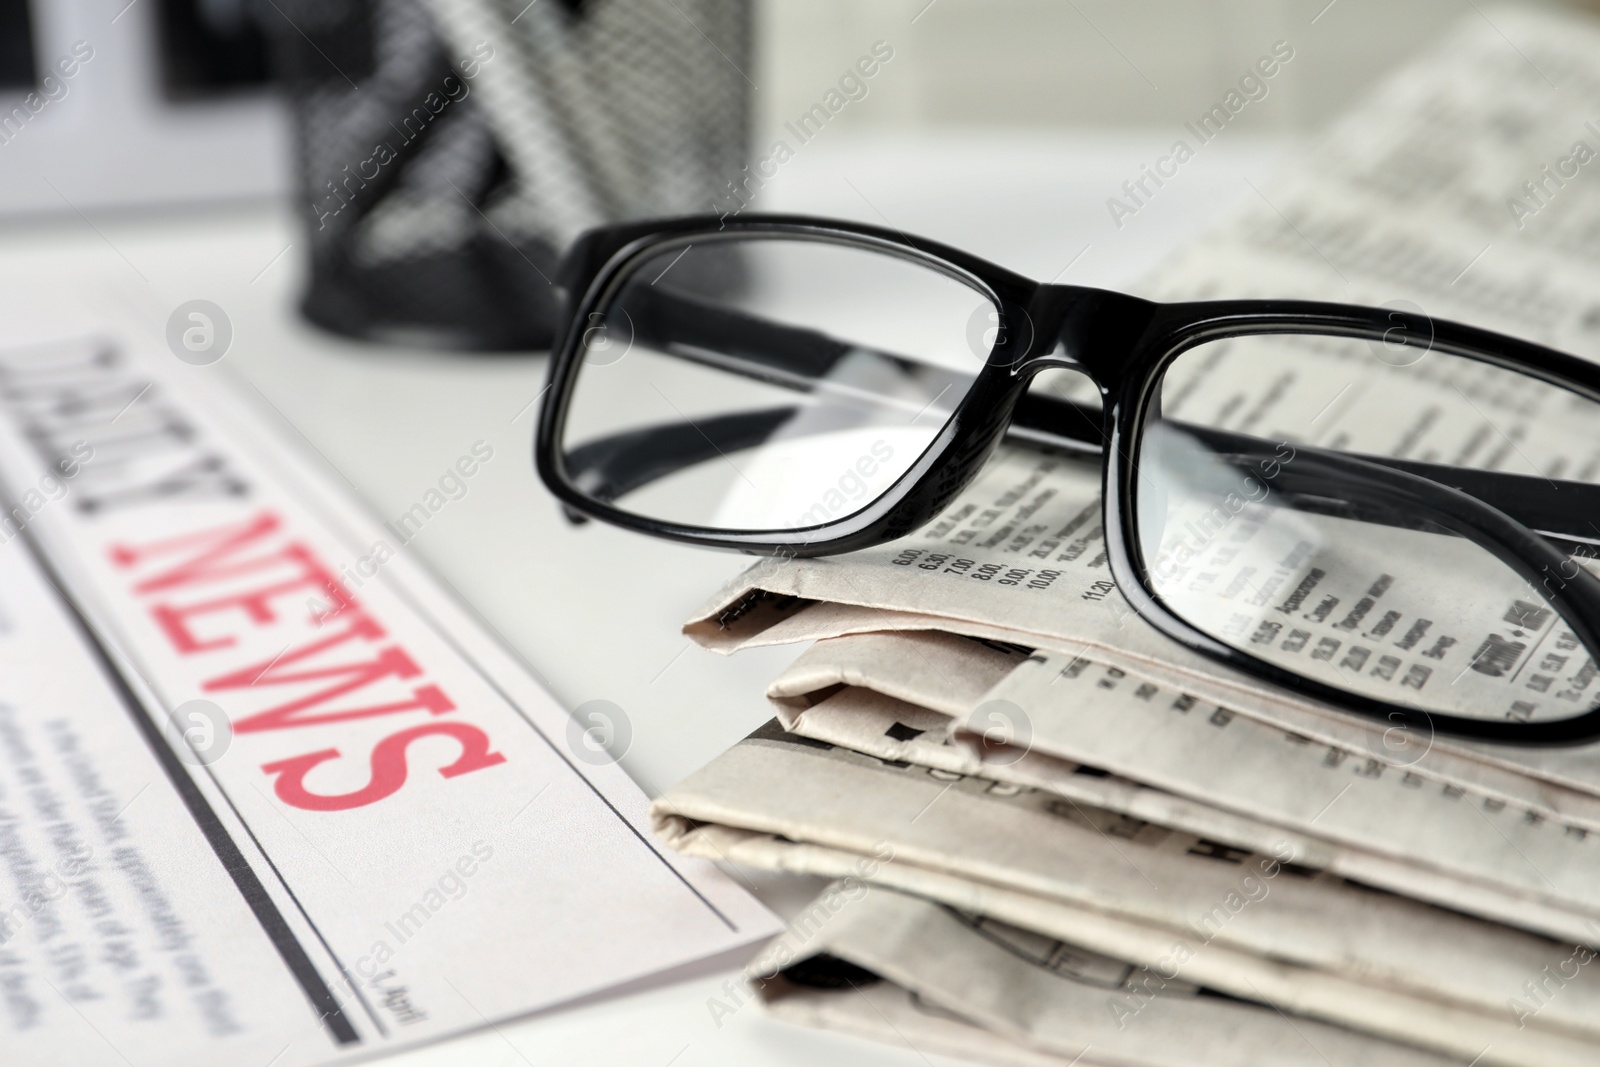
[687,3,1600,790]
[680,4,1600,950]
[762,634,1600,946]
[662,7,1600,1067]
[766,631,1600,946]
[0,279,778,1067]
[752,881,1458,1067]
[653,723,1600,1067]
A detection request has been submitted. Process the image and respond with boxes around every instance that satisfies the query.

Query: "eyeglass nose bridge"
[979,295,1041,371]
[1003,283,1158,392]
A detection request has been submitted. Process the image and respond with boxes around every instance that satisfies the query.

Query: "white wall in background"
[0,0,288,220]
[754,0,1585,142]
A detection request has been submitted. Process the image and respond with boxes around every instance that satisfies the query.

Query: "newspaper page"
[684,448,1600,831]
[652,722,1600,1067]
[761,978,1075,1067]
[0,280,778,1067]
[766,638,1600,944]
[753,881,1458,1067]
[767,629,1029,720]
[685,4,1600,800]
[977,650,1600,933]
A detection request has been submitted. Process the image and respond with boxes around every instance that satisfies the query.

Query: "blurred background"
[7,7,1600,1066]
[8,0,1597,352]
[760,0,1592,133]
[4,0,1598,221]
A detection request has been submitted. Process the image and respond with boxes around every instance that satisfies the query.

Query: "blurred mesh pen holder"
[261,0,750,351]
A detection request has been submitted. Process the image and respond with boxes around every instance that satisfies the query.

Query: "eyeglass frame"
[536,212,1600,745]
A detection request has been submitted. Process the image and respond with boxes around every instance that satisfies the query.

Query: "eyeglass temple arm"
[556,283,968,523]
[1249,452,1600,661]
[561,408,799,522]
[1324,451,1600,557]
[622,283,858,386]
[560,289,1600,554]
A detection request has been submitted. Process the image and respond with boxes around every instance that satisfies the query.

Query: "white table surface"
[0,130,1286,1066]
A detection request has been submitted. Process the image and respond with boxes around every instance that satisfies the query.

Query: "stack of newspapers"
[651,9,1600,1066]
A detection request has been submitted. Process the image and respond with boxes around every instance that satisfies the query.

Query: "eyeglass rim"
[537,216,1034,554]
[536,212,1600,744]
[1105,306,1600,745]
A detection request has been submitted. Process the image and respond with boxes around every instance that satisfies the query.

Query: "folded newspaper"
[653,6,1600,1066]
[750,880,1460,1067]
[0,281,780,1065]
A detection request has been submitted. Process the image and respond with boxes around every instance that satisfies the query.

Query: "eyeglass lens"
[559,236,996,532]
[1138,333,1600,724]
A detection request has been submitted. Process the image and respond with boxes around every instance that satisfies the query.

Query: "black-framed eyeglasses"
[536,213,1600,745]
